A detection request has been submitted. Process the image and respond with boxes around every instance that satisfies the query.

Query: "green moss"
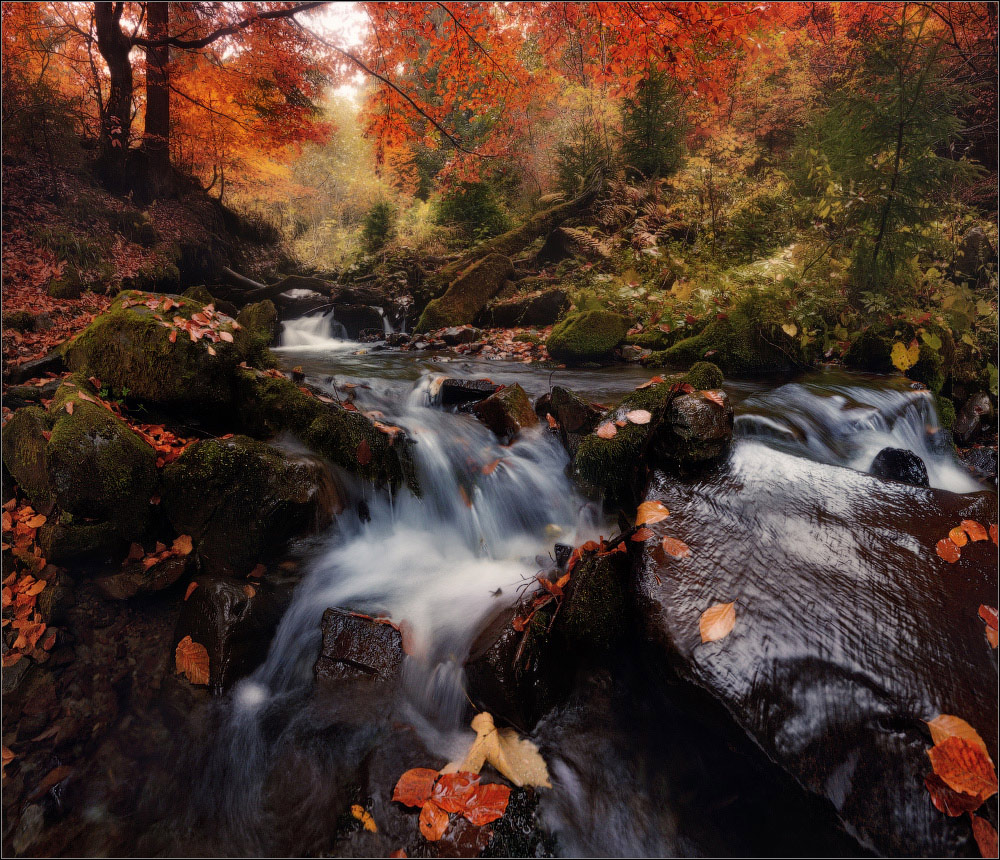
[546,310,629,363]
[182,285,215,304]
[416,253,514,332]
[908,343,945,393]
[844,321,955,379]
[682,361,724,390]
[513,333,542,345]
[1,407,54,507]
[934,394,956,430]
[39,520,120,562]
[235,300,279,368]
[626,328,674,351]
[557,551,628,650]
[4,311,36,332]
[48,269,84,299]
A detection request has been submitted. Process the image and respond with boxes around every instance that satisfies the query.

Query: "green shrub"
[435,182,511,241]
[362,200,397,252]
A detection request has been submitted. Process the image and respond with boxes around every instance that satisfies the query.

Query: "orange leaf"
[927,737,998,802]
[990,524,998,545]
[961,520,989,542]
[26,580,46,596]
[419,800,449,841]
[661,536,690,558]
[936,538,961,563]
[169,329,177,344]
[393,768,439,807]
[636,500,669,526]
[546,413,558,429]
[631,527,654,541]
[636,376,663,389]
[463,782,511,826]
[219,330,234,343]
[172,534,193,556]
[703,390,725,406]
[175,635,210,685]
[699,601,736,643]
[24,514,46,529]
[482,458,502,475]
[248,563,265,578]
[596,421,617,439]
[64,401,74,415]
[432,771,480,814]
[948,526,968,547]
[357,438,372,466]
[184,582,198,601]
[625,409,652,425]
[243,584,256,598]
[924,773,982,816]
[350,804,378,833]
[926,715,991,758]
[971,813,998,859]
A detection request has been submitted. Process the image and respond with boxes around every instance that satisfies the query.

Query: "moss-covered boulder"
[163,436,339,576]
[471,383,538,441]
[908,344,945,393]
[235,300,279,368]
[546,310,629,363]
[627,327,676,352]
[934,394,956,431]
[3,311,37,333]
[416,253,514,332]
[47,268,84,299]
[682,361,724,390]
[1,407,54,507]
[63,291,247,412]
[556,549,629,651]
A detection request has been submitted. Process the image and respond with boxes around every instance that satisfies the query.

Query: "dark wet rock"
[844,321,955,377]
[385,332,410,347]
[163,436,338,577]
[416,253,515,332]
[332,304,384,340]
[635,452,998,857]
[960,446,998,483]
[475,288,569,328]
[176,576,293,689]
[538,386,602,457]
[439,325,480,345]
[3,378,63,411]
[313,608,403,685]
[182,286,238,318]
[869,447,930,488]
[275,290,329,319]
[954,392,993,446]
[471,383,538,441]
[546,310,629,364]
[557,548,630,652]
[666,392,735,466]
[95,555,190,601]
[440,378,499,407]
[1,406,54,507]
[2,349,66,385]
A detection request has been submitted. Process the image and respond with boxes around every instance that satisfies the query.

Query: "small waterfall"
[735,381,981,493]
[276,309,354,351]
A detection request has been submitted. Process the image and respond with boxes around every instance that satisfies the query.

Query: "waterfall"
[276,309,353,351]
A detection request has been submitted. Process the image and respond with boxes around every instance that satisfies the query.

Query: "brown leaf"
[64,401,73,415]
[29,765,72,801]
[635,500,669,526]
[172,534,193,556]
[636,376,664,389]
[184,582,198,601]
[991,524,998,546]
[927,715,991,758]
[393,768,439,808]
[927,737,998,802]
[961,520,989,542]
[631,527,654,541]
[546,413,558,429]
[625,409,652,425]
[971,813,998,859]
[699,602,736,643]
[703,390,725,406]
[175,635,210,685]
[924,773,982,816]
[661,536,690,558]
[419,800,449,841]
[24,514,46,529]
[596,421,617,439]
[357,438,372,465]
[936,538,961,563]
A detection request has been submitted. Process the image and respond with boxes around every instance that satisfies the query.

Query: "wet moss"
[47,269,84,299]
[1,407,54,508]
[557,551,629,651]
[626,328,674,351]
[844,321,955,379]
[182,285,215,304]
[235,300,279,368]
[546,310,629,363]
[4,311,37,333]
[934,394,956,430]
[39,520,120,562]
[908,344,945,393]
[416,253,514,331]
[682,361,724,390]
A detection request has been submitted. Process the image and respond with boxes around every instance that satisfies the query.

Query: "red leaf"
[971,813,998,859]
[979,605,999,631]
[419,800,449,841]
[661,536,690,558]
[927,737,998,802]
[631,527,654,541]
[393,768,439,808]
[703,390,725,407]
[357,438,372,465]
[936,538,961,563]
[961,520,989,542]
[924,773,982,816]
[463,782,511,826]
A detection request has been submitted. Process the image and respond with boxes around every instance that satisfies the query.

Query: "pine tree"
[620,69,686,182]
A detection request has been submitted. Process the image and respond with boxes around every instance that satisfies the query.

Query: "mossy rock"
[4,311,37,333]
[235,300,279,368]
[47,269,83,299]
[416,253,514,332]
[908,344,945,393]
[182,285,216,305]
[63,291,245,413]
[844,321,955,378]
[556,550,629,651]
[1,407,55,508]
[39,520,121,563]
[546,310,629,363]
[163,436,337,576]
[123,260,181,293]
[626,328,674,351]
[682,361,724,390]
[934,394,957,431]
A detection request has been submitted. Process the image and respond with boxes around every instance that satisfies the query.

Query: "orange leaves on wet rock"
[392,767,511,843]
[635,500,669,526]
[936,519,994,563]
[174,635,210,685]
[392,768,439,807]
[971,814,999,859]
[978,605,998,649]
[936,538,962,563]
[631,527,654,542]
[926,715,991,757]
[961,520,989,542]
[927,738,997,804]
[699,602,736,643]
[418,799,449,841]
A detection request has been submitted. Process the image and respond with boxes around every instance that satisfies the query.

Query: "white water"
[275,309,357,352]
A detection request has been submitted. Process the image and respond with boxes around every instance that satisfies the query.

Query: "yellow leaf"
[699,602,736,643]
[350,804,378,833]
[926,715,992,761]
[781,322,797,337]
[447,712,550,788]
[890,341,916,371]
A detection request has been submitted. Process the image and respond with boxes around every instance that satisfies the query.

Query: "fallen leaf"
[453,712,550,788]
[351,804,378,833]
[393,768,439,808]
[949,526,969,547]
[596,421,617,439]
[64,401,73,414]
[24,514,46,529]
[432,772,480,814]
[546,413,558,429]
[636,376,664,389]
[636,500,669,526]
[357,438,372,465]
[927,737,998,802]
[702,390,725,407]
[184,582,198,601]
[926,716,991,759]
[961,520,989,542]
[388,851,407,858]
[463,782,511,826]
[924,772,982,816]
[631,527,654,541]
[172,534,193,556]
[700,602,736,643]
[991,524,998,545]
[29,765,72,800]
[625,409,652,425]
[936,538,961,563]
[782,322,798,337]
[175,635,210,685]
[971,813,998,859]
[661,536,690,558]
[419,801,449,841]
[219,330,234,343]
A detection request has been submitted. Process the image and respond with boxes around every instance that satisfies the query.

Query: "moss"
[39,520,120,563]
[546,310,629,363]
[4,311,36,332]
[513,333,542,345]
[182,285,215,304]
[682,361,724,390]
[471,384,538,440]
[47,269,84,299]
[1,407,54,507]
[235,300,279,368]
[557,551,628,651]
[63,291,244,412]
[908,344,945,393]
[844,321,955,378]
[626,328,674,351]
[124,259,181,293]
[416,253,515,332]
[934,394,956,430]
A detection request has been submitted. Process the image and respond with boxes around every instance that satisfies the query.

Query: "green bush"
[621,70,685,181]
[362,200,397,252]
[435,182,511,241]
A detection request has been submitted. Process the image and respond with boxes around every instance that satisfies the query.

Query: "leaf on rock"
[463,782,511,826]
[927,737,998,802]
[546,413,558,429]
[636,500,669,526]
[393,768,439,808]
[990,523,998,545]
[631,527,654,541]
[926,715,991,758]
[636,376,664,389]
[979,605,998,630]
[702,390,725,407]
[700,601,736,643]
[64,401,73,415]
[357,438,372,465]
[184,582,198,601]
[960,520,988,542]
[172,534,193,556]
[24,514,45,529]
[432,772,480,814]
[453,712,551,788]
[661,536,690,558]
[948,526,968,547]
[625,409,652,425]
[175,635,210,685]
[596,421,617,439]
[924,773,982,816]
[936,538,961,563]
[219,330,234,343]
[350,804,378,833]
[971,813,999,859]
[419,801,449,841]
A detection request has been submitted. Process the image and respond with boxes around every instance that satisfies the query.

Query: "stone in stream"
[869,447,930,488]
[475,288,569,328]
[954,392,993,446]
[545,310,629,364]
[471,383,538,442]
[536,385,603,457]
[439,324,480,345]
[439,377,499,406]
[313,608,403,685]
[634,447,998,857]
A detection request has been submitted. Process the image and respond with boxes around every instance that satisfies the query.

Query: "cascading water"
[276,309,354,350]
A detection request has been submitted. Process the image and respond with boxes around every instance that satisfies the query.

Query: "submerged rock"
[471,383,538,442]
[635,449,998,857]
[954,392,993,446]
[869,447,930,488]
[313,608,403,685]
[545,310,629,364]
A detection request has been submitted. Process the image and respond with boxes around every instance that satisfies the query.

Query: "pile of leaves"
[119,294,239,355]
[935,518,998,563]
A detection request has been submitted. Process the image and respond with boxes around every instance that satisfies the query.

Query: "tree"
[620,69,686,181]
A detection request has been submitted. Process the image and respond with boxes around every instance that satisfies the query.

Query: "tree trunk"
[94,1,134,191]
[141,0,173,200]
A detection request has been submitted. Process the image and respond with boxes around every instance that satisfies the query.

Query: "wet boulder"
[959,446,998,484]
[537,386,602,457]
[869,447,930,488]
[667,392,735,466]
[313,608,403,685]
[234,299,279,367]
[439,325,480,346]
[163,436,339,576]
[954,392,993,446]
[95,554,190,601]
[475,288,569,328]
[415,253,514,332]
[635,448,998,856]
[682,360,724,390]
[439,377,500,407]
[331,304,384,339]
[471,383,538,442]
[546,310,629,364]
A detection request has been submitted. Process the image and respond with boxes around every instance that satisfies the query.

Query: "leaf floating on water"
[350,804,378,833]
[356,438,372,466]
[699,602,736,643]
[636,500,669,526]
[596,421,617,439]
[419,800,449,841]
[926,715,991,759]
[936,538,961,563]
[971,813,999,859]
[924,773,982,817]
[927,737,998,802]
[453,712,551,788]
[949,526,969,547]
[625,409,652,425]
[175,635,209,685]
[631,527,654,541]
[661,536,690,558]
[393,768,439,808]
[961,520,989,542]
